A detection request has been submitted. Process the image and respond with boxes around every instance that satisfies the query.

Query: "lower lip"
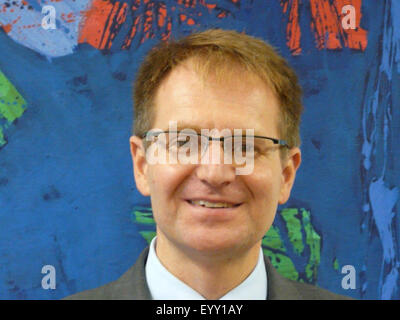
[184,200,242,220]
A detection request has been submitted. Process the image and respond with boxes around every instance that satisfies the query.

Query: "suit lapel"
[263,255,302,299]
[111,246,152,299]
[119,247,302,300]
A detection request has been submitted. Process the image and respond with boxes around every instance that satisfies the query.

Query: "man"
[65,29,350,300]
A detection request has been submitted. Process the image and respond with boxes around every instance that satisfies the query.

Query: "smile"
[188,200,241,209]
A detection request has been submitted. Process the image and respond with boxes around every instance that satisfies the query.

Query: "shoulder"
[284,278,354,300]
[62,278,119,300]
[263,255,354,300]
[62,247,151,300]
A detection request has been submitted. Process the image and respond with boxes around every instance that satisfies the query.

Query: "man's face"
[130,61,301,256]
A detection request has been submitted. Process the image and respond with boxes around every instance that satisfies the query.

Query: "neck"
[155,234,262,300]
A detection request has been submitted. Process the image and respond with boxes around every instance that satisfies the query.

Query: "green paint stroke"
[280,208,304,255]
[263,249,299,281]
[333,258,340,271]
[262,225,286,252]
[0,128,5,146]
[140,231,157,245]
[0,70,27,147]
[132,210,155,225]
[302,208,321,282]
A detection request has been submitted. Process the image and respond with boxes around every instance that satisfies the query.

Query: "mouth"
[186,199,242,209]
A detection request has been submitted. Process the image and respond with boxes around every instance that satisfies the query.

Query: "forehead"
[152,61,281,135]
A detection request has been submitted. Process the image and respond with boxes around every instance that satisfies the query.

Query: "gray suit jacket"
[64,247,351,300]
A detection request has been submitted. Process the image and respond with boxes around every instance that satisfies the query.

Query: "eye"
[177,138,189,147]
[243,143,255,151]
[172,134,197,148]
[232,141,255,153]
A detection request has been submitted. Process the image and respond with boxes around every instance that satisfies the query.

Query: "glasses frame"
[141,130,289,149]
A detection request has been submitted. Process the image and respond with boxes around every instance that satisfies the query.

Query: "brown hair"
[133,28,303,148]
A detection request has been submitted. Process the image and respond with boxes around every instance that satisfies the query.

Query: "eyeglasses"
[141,130,289,165]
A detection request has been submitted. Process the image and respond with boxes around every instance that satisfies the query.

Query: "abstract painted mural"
[0,0,399,299]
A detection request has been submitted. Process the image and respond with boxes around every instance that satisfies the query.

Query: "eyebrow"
[162,122,261,135]
[175,123,203,133]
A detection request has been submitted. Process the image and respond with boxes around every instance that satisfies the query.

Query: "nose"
[195,140,236,187]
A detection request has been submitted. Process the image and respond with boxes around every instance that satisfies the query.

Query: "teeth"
[190,200,235,208]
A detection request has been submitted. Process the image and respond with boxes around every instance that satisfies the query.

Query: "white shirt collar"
[145,237,267,300]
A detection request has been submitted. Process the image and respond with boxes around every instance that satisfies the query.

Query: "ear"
[129,136,150,196]
[278,147,301,204]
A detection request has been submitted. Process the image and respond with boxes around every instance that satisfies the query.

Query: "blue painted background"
[0,0,399,299]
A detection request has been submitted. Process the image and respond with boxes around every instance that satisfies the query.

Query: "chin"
[179,232,253,257]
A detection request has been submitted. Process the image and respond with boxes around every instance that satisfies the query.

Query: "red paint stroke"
[121,0,141,49]
[0,15,21,34]
[310,0,367,51]
[158,3,166,27]
[61,12,76,23]
[142,1,155,42]
[78,0,128,50]
[198,0,217,10]
[122,15,141,49]
[281,0,367,54]
[79,0,234,51]
[177,0,197,8]
[217,11,227,18]
[281,0,302,55]
[2,23,12,33]
[179,13,187,22]
[334,0,368,50]
[310,0,342,49]
[161,16,172,41]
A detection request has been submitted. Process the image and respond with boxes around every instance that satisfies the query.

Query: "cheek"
[245,165,282,223]
[249,165,282,198]
[148,164,185,191]
[147,164,193,215]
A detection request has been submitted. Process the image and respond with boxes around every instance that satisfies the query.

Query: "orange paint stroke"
[309,0,342,50]
[1,15,22,33]
[200,1,217,10]
[61,11,76,23]
[106,2,128,49]
[77,0,237,51]
[122,15,141,49]
[78,0,128,50]
[334,0,368,50]
[79,0,115,49]
[116,2,128,25]
[179,14,187,22]
[158,4,167,27]
[132,0,141,10]
[99,2,120,50]
[143,2,154,36]
[217,11,227,18]
[161,17,172,41]
[309,0,367,51]
[183,0,197,8]
[286,0,302,55]
[2,23,12,33]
